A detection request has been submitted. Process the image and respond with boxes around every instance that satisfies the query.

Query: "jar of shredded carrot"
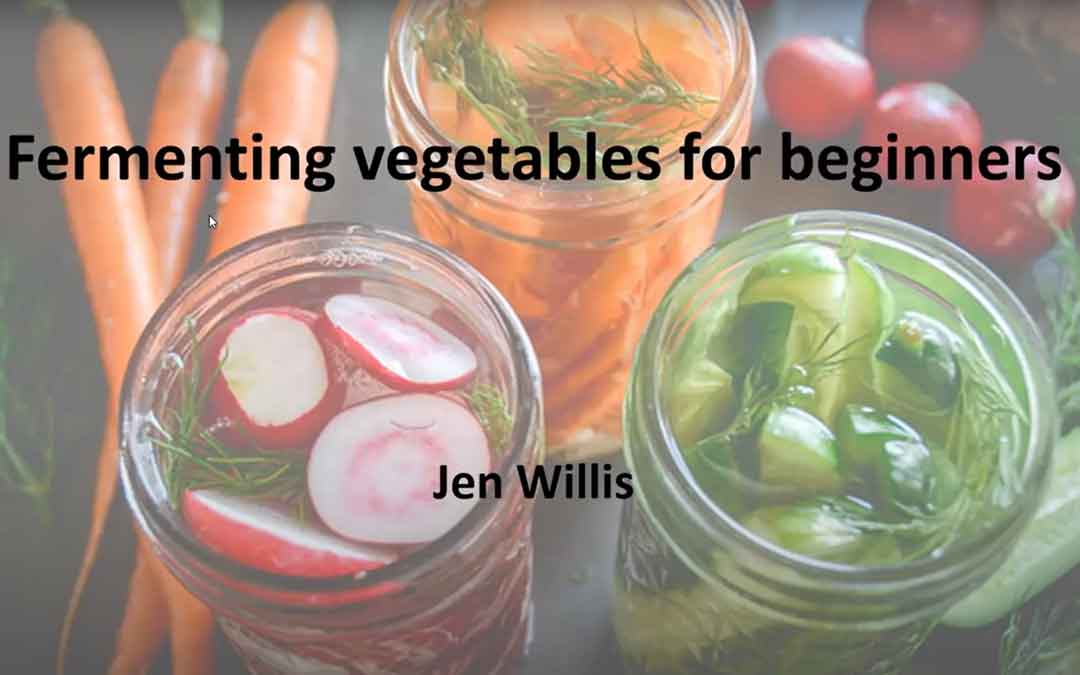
[386,0,756,459]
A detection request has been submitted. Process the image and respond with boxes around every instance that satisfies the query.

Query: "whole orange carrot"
[34,5,166,675]
[109,2,228,673]
[208,0,339,258]
[106,538,169,675]
[145,0,229,288]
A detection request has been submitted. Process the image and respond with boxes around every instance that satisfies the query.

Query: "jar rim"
[384,0,756,222]
[629,210,1057,602]
[119,222,543,610]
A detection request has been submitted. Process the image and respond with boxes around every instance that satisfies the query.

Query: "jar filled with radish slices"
[385,0,756,459]
[119,224,543,675]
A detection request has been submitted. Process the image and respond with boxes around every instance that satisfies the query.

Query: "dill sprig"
[1000,589,1080,675]
[467,383,513,456]
[1042,226,1080,428]
[415,2,537,146]
[154,321,308,514]
[522,33,716,148]
[414,1,718,152]
[0,253,55,526]
[707,323,868,451]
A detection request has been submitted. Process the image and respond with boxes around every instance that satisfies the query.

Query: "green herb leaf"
[467,383,513,456]
[1043,226,1080,430]
[415,1,718,153]
[154,320,308,508]
[0,252,56,526]
[1000,585,1080,675]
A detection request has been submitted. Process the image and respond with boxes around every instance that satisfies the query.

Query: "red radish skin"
[308,394,491,545]
[950,140,1077,265]
[865,0,986,79]
[764,36,876,140]
[209,307,343,450]
[321,295,478,392]
[184,490,394,578]
[860,82,983,190]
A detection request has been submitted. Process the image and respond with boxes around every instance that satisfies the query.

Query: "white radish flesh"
[321,295,477,392]
[307,393,491,545]
[210,307,342,450]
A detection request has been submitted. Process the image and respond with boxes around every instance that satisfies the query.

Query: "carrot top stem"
[179,0,223,44]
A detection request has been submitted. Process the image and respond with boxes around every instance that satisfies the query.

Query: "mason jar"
[119,224,543,675]
[385,0,756,459]
[614,211,1057,675]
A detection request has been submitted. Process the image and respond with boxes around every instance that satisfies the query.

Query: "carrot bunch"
[408,0,749,455]
[36,2,338,674]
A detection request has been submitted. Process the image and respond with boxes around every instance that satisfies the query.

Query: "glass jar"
[385,0,756,458]
[614,211,1058,675]
[119,224,543,675]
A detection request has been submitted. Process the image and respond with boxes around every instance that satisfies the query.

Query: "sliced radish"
[209,307,344,450]
[320,295,477,392]
[307,394,491,545]
[183,489,395,578]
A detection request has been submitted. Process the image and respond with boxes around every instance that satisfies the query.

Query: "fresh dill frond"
[522,28,717,149]
[414,1,718,153]
[0,253,56,526]
[415,1,537,146]
[1042,226,1080,429]
[467,383,513,456]
[154,320,308,509]
[1000,587,1080,675]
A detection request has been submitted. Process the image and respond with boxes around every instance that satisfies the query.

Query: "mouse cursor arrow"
[208,215,218,230]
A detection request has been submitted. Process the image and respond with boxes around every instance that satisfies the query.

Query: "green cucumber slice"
[684,434,748,514]
[835,405,920,473]
[815,255,895,423]
[930,453,963,513]
[874,312,960,412]
[744,498,875,562]
[667,361,735,448]
[666,301,737,447]
[738,242,847,319]
[711,301,794,379]
[876,439,939,519]
[673,299,733,372]
[845,255,895,352]
[944,430,1080,628]
[757,406,842,493]
[736,243,848,380]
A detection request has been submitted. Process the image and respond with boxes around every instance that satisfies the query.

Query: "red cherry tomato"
[865,0,986,78]
[950,140,1076,265]
[859,82,982,190]
[765,36,877,141]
